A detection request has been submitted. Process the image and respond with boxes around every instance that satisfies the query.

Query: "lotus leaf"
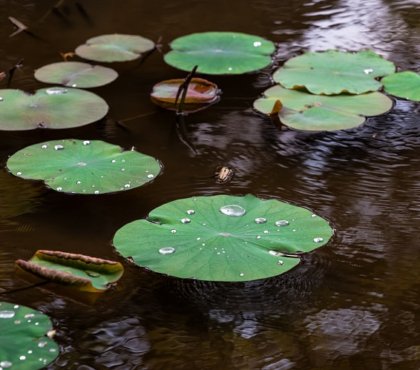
[34,62,118,88]
[253,85,393,131]
[0,301,59,369]
[382,71,420,102]
[75,34,155,62]
[16,250,124,292]
[164,32,275,75]
[151,77,220,112]
[0,87,108,131]
[7,139,161,194]
[113,194,333,282]
[273,50,396,95]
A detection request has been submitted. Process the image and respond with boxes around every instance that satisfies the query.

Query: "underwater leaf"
[382,71,420,102]
[75,34,155,62]
[7,139,161,194]
[0,87,108,130]
[150,77,220,112]
[0,301,59,369]
[273,50,396,95]
[113,194,333,282]
[164,32,275,75]
[254,85,393,131]
[16,250,124,292]
[34,62,118,88]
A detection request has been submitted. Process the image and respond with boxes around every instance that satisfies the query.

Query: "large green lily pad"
[254,85,393,131]
[382,71,420,102]
[164,32,275,75]
[75,34,155,62]
[273,50,395,95]
[7,139,161,194]
[34,62,118,88]
[113,194,333,282]
[0,301,59,369]
[16,250,124,293]
[0,87,108,130]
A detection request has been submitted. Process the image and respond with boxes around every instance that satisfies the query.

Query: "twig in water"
[6,58,24,88]
[175,65,198,115]
[0,281,50,295]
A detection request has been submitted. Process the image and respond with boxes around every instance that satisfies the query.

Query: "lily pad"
[75,34,155,62]
[0,87,108,130]
[382,71,420,102]
[273,50,396,95]
[0,301,59,369]
[164,32,275,75]
[254,85,393,131]
[113,194,333,282]
[34,62,118,88]
[150,77,220,112]
[16,250,124,292]
[7,139,161,194]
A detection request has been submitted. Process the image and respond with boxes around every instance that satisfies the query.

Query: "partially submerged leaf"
[16,250,124,292]
[75,34,155,62]
[7,139,162,194]
[151,77,220,112]
[113,194,333,282]
[34,61,118,88]
[0,87,108,130]
[254,85,393,131]
[273,50,395,95]
[382,71,420,102]
[164,32,275,75]
[0,301,59,369]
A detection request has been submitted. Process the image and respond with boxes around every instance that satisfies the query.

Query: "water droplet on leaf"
[41,144,48,149]
[181,218,191,224]
[219,204,246,217]
[275,220,289,226]
[254,217,267,224]
[313,237,324,243]
[253,41,262,47]
[46,87,68,95]
[82,140,90,145]
[0,310,15,319]
[159,247,175,255]
[54,144,64,151]
[187,210,195,215]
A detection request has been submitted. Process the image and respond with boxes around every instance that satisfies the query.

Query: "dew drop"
[147,174,154,178]
[19,356,26,361]
[269,250,282,257]
[219,204,246,217]
[181,218,191,224]
[0,361,12,368]
[239,273,244,277]
[0,310,15,319]
[311,214,317,218]
[278,260,284,265]
[171,229,177,233]
[263,230,269,234]
[14,320,21,324]
[77,161,87,167]
[313,237,324,243]
[124,183,130,188]
[46,87,68,95]
[16,171,22,176]
[256,235,261,239]
[82,140,90,146]
[254,217,267,224]
[253,41,262,47]
[94,190,99,194]
[121,168,125,172]
[187,209,195,215]
[275,220,289,227]
[27,350,32,354]
[0,97,3,102]
[38,341,47,348]
[54,144,64,151]
[228,67,233,71]
[364,68,374,74]
[159,247,175,255]
[71,83,77,87]
[41,144,48,149]
[111,159,116,163]
[56,187,63,191]
[76,180,81,185]
[13,305,19,309]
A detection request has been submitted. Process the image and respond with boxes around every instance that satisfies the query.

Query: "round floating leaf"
[7,139,161,194]
[150,77,220,112]
[164,32,275,75]
[0,301,59,369]
[34,62,118,88]
[75,34,155,62]
[0,87,108,131]
[273,50,396,95]
[254,85,393,131]
[382,71,420,102]
[113,194,333,282]
[16,250,124,292]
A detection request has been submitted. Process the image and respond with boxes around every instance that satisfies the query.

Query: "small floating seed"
[159,247,175,255]
[254,217,267,224]
[313,237,324,243]
[275,220,289,227]
[181,218,191,224]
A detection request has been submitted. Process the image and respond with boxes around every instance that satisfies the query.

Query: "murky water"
[0,0,419,369]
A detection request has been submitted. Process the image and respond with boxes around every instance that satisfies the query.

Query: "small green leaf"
[254,85,393,131]
[0,302,59,369]
[75,34,155,62]
[273,50,395,95]
[34,62,118,88]
[113,194,333,282]
[164,32,275,75]
[382,71,420,102]
[7,139,161,194]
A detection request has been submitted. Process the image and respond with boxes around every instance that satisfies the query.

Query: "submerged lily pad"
[164,32,275,75]
[0,87,108,130]
[16,250,124,292]
[254,85,393,131]
[273,50,395,95]
[34,62,118,88]
[7,139,161,194]
[0,301,59,369]
[382,71,420,102]
[151,77,220,112]
[75,34,155,62]
[113,194,333,282]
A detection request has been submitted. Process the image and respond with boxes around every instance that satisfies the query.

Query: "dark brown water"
[0,0,419,369]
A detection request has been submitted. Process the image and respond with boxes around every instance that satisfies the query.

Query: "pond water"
[0,0,419,369]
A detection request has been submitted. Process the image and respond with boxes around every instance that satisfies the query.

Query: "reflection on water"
[0,0,419,368]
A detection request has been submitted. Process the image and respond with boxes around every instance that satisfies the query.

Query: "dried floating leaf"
[8,16,28,37]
